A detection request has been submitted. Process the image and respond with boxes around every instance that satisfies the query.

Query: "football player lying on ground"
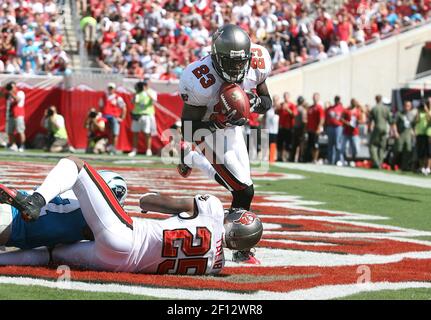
[0,171,127,250]
[177,24,272,264]
[0,156,263,274]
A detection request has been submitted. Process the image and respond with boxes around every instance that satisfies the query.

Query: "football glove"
[246,90,262,113]
[210,112,247,130]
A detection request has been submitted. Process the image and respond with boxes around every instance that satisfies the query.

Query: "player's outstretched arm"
[139,192,195,216]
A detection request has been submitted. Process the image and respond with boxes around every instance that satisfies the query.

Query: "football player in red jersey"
[177,24,272,264]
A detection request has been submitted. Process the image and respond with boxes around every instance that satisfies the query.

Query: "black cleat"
[232,249,261,265]
[0,184,45,221]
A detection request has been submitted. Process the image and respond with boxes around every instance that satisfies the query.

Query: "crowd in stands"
[0,0,71,75]
[259,91,431,175]
[78,0,431,79]
[1,1,430,77]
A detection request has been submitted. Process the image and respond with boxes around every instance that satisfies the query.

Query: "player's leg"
[69,158,134,265]
[195,127,254,209]
[226,126,254,209]
[52,241,116,271]
[223,126,260,264]
[0,204,13,247]
[2,157,134,268]
[182,148,217,179]
[0,247,50,266]
[43,157,133,265]
[0,242,109,270]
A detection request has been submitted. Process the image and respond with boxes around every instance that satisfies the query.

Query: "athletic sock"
[35,158,79,204]
[192,151,216,180]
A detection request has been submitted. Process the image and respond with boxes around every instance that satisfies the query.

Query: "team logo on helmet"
[233,211,256,225]
[231,91,240,102]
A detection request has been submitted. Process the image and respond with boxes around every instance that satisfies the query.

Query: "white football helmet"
[98,170,128,206]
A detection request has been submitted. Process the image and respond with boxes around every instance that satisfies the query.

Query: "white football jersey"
[179,43,272,120]
[130,194,226,275]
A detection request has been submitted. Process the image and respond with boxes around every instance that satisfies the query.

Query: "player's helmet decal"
[98,170,128,206]
[231,91,240,102]
[223,208,263,250]
[211,24,251,84]
[233,211,256,226]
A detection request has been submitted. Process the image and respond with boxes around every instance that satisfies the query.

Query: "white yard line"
[274,163,431,189]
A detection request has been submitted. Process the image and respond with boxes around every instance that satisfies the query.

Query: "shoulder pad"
[179,57,221,107]
[250,43,272,84]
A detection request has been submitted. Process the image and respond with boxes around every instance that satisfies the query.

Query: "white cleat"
[128,150,137,157]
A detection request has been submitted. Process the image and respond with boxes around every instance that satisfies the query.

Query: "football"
[216,83,251,124]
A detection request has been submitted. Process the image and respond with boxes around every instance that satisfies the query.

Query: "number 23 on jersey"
[192,65,216,89]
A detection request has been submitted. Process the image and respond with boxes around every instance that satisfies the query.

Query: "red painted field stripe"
[1,258,431,293]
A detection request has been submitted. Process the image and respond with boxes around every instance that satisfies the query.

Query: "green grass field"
[338,287,431,300]
[266,166,431,234]
[0,149,430,300]
[0,284,158,300]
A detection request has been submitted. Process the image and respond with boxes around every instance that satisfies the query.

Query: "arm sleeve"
[194,195,224,224]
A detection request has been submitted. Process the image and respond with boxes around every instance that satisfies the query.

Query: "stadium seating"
[0,0,71,75]
[83,0,431,79]
[1,0,430,78]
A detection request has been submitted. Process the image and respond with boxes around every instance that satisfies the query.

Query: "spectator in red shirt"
[325,95,345,165]
[4,81,26,152]
[341,98,363,165]
[98,83,127,155]
[276,92,297,162]
[306,93,325,163]
[102,26,117,45]
[337,14,352,53]
[314,9,335,50]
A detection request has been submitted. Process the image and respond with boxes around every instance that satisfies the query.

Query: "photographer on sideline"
[41,106,73,153]
[85,108,109,154]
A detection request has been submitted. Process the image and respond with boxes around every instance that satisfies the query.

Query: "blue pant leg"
[334,126,343,163]
[341,134,349,164]
[351,135,360,160]
[326,127,335,164]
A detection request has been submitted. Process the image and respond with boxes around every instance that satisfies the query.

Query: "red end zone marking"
[1,258,431,293]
